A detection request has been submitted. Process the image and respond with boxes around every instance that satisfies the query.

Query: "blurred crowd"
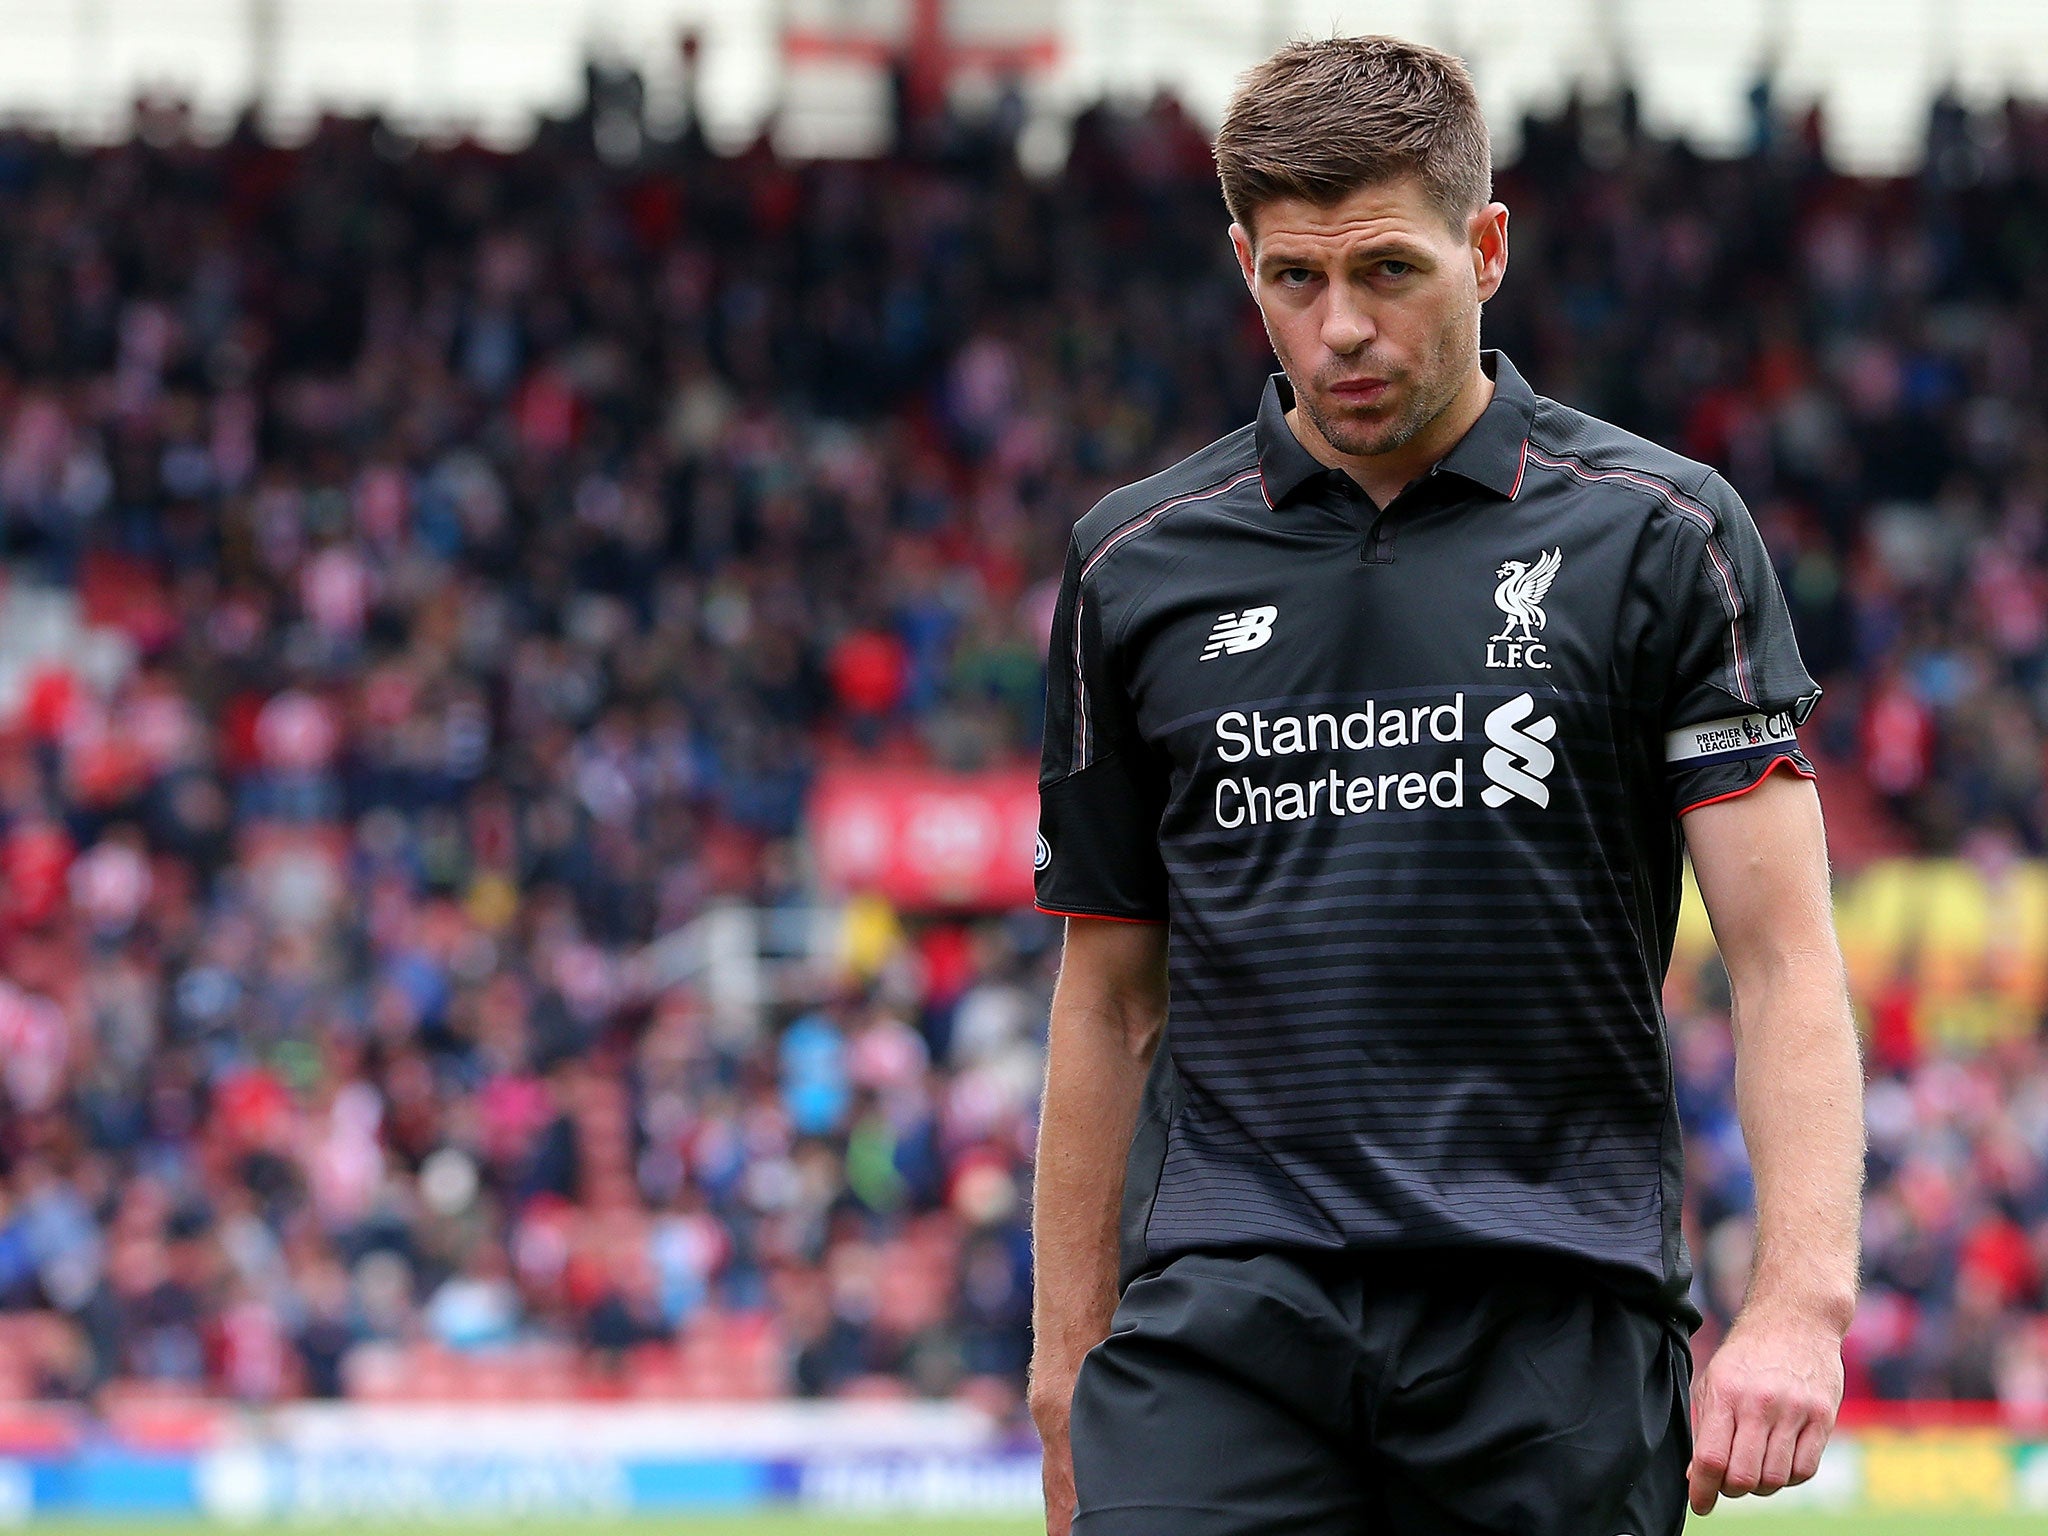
[0,71,2044,1412]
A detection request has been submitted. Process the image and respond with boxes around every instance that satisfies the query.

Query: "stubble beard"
[1281,304,1479,463]
[1297,367,1448,460]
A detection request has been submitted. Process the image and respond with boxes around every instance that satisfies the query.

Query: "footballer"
[1028,34,1864,1536]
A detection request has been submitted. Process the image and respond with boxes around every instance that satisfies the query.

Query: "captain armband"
[1663,710,1799,767]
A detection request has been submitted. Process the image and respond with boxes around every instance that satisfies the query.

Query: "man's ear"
[1470,202,1509,304]
[1228,221,1257,294]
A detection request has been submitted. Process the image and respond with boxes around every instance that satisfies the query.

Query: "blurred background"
[0,0,2043,1528]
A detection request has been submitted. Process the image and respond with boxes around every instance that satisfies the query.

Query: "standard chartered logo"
[1480,693,1558,808]
[1204,690,1562,828]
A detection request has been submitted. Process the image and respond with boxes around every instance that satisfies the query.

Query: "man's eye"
[1277,268,1314,285]
[1379,261,1412,278]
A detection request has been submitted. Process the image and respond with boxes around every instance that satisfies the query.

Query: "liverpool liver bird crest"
[1491,548,1562,643]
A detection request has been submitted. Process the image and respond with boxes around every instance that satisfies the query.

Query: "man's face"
[1231,176,1508,461]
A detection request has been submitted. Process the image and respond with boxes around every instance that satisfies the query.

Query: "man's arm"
[1681,767,1864,1515]
[1028,915,1168,1536]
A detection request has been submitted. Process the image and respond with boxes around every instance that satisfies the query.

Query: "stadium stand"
[0,75,2044,1418]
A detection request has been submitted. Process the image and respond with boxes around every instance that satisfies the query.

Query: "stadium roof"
[0,0,2043,171]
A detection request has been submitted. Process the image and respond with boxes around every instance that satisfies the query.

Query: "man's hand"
[1686,1304,1846,1514]
[1029,1373,1080,1536]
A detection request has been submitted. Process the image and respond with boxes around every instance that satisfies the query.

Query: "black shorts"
[1068,1250,1691,1536]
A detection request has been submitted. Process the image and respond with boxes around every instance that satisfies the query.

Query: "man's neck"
[1285,361,1495,509]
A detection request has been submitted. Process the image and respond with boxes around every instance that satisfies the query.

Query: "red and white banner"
[809,767,1039,910]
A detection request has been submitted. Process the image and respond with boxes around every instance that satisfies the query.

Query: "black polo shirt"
[1035,352,1819,1322]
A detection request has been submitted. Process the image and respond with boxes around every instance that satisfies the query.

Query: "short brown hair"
[1214,35,1492,238]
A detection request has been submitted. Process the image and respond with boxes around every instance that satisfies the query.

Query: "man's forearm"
[1029,975,1162,1407]
[1730,953,1864,1331]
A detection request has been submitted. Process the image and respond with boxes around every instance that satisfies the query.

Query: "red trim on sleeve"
[1675,753,1815,817]
[1033,903,1166,925]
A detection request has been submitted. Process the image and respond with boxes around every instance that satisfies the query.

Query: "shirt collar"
[1255,350,1537,507]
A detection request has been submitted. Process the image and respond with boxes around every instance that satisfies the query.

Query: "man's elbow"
[1054,986,1164,1063]
[1741,940,1847,993]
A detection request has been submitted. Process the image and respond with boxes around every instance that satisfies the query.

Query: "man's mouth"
[1325,377,1390,404]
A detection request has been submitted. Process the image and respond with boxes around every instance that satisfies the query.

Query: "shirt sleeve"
[1663,474,1823,816]
[1035,530,1169,921]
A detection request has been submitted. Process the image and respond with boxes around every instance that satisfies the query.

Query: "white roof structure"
[0,0,2042,171]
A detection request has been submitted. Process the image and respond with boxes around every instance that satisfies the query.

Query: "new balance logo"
[1481,693,1558,808]
[1200,606,1277,661]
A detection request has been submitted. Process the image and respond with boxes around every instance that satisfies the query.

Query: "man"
[1028,35,1863,1536]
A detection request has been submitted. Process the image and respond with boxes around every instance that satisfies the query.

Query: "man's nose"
[1320,288,1375,355]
